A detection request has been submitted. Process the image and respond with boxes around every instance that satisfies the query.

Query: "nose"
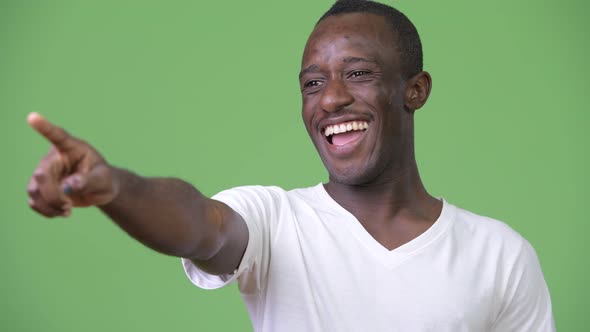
[319,79,354,112]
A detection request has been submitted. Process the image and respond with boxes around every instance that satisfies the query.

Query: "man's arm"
[26,113,248,275]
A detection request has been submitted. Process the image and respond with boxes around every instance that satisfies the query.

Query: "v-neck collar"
[314,183,455,269]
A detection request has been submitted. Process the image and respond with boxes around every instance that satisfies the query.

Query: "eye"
[350,70,370,78]
[301,79,324,94]
[304,80,322,88]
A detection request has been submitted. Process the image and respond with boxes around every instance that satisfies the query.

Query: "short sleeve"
[492,240,556,331]
[181,186,280,293]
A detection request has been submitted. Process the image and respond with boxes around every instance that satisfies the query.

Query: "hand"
[27,113,119,217]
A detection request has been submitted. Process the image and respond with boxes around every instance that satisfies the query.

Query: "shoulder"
[213,185,286,199]
[211,184,322,216]
[446,202,553,319]
[446,205,558,330]
[448,202,527,252]
[443,201,543,280]
[212,185,292,205]
[212,184,320,203]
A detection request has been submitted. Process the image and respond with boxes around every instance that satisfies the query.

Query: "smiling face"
[300,13,416,185]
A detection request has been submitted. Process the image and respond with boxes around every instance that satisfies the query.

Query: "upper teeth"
[324,121,368,136]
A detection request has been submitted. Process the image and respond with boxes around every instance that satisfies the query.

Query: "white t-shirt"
[182,184,555,332]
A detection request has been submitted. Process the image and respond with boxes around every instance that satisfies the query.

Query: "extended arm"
[26,113,247,275]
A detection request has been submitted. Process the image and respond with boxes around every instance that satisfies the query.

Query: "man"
[27,0,555,331]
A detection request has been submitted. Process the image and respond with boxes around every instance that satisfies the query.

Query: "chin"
[326,161,380,186]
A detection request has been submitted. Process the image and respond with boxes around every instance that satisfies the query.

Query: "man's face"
[300,13,414,185]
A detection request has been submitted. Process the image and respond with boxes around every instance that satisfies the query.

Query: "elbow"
[180,212,225,261]
[184,232,223,261]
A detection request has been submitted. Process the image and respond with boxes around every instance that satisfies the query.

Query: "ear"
[404,71,432,112]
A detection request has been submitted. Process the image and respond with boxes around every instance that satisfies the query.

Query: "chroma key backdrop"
[1,0,588,331]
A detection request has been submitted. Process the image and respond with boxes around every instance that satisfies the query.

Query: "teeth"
[324,121,369,137]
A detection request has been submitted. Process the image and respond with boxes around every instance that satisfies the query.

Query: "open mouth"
[324,120,368,146]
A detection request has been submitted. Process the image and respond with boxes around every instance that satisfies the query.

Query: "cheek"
[351,81,396,108]
[301,112,315,140]
[301,93,318,110]
[301,96,319,128]
[381,85,401,107]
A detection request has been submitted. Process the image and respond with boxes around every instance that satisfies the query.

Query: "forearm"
[100,167,222,260]
[26,113,244,271]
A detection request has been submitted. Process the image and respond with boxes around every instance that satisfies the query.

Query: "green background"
[1,0,587,330]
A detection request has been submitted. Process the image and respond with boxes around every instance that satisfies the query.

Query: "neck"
[324,161,440,226]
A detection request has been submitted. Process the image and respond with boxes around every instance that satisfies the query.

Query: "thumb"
[61,164,117,206]
[62,174,85,195]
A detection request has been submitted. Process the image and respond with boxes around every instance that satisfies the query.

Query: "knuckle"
[27,186,40,197]
[27,179,39,195]
[32,171,46,182]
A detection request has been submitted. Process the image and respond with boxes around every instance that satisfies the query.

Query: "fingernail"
[63,184,72,195]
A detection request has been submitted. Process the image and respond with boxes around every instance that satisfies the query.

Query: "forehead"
[302,13,398,67]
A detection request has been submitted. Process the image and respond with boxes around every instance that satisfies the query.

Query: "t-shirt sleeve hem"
[181,257,239,290]
[180,187,263,290]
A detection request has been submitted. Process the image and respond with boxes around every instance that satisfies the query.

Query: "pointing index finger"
[27,112,74,151]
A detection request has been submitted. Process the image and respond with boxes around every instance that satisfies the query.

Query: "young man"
[27,1,554,331]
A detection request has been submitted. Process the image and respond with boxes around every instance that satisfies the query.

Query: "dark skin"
[300,13,441,250]
[26,13,440,278]
[26,113,248,275]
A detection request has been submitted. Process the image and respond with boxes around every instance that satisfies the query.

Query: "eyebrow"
[342,56,375,65]
[299,64,320,79]
[299,57,377,79]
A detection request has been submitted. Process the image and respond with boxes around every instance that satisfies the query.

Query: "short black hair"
[318,0,423,78]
